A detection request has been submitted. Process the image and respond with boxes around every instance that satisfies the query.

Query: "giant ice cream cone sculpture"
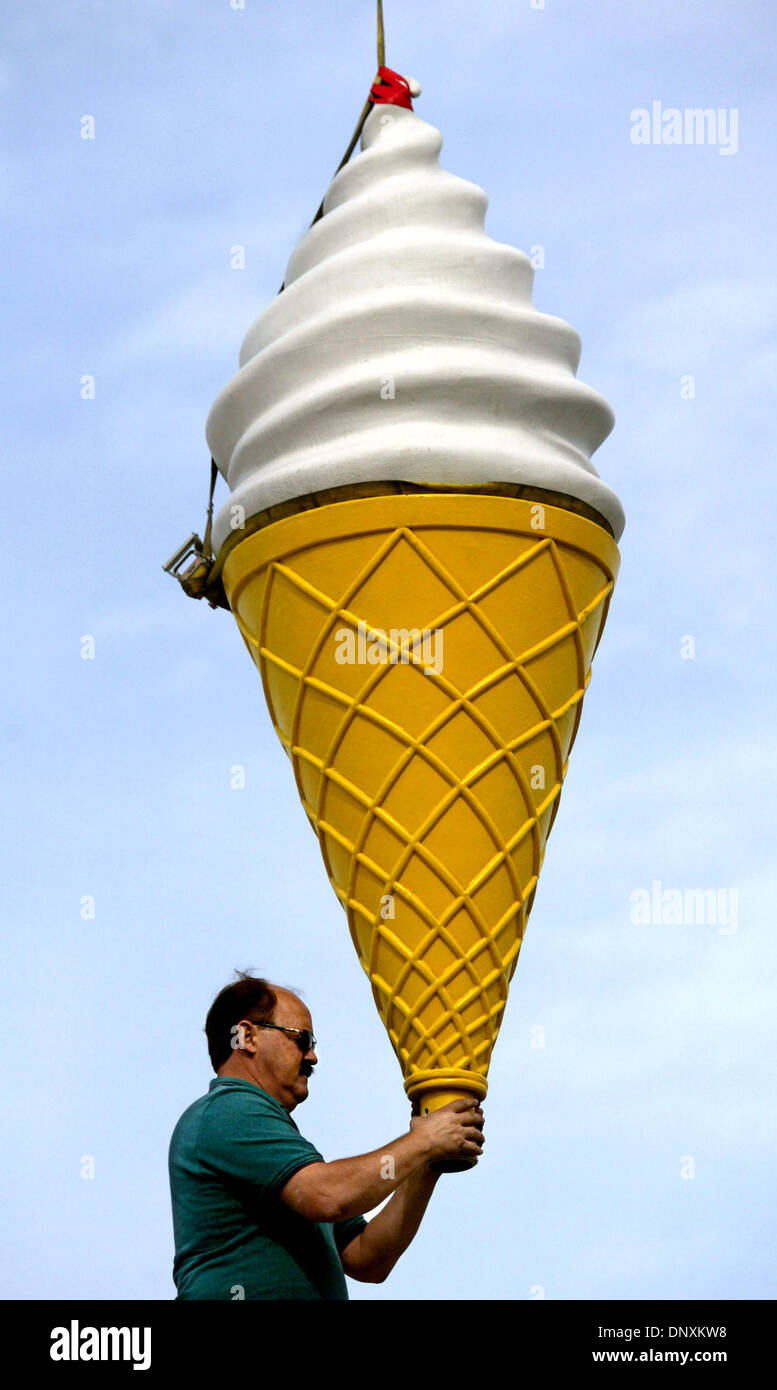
[205,82,624,1124]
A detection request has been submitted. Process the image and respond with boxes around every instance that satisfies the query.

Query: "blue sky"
[2,0,775,1300]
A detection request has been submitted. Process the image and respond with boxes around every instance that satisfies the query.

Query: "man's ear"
[237,1019,260,1053]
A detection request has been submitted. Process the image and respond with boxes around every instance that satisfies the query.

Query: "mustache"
[299,1062,315,1077]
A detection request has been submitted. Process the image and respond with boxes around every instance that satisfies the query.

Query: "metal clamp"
[162,533,208,584]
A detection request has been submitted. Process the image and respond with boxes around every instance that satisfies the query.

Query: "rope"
[280,0,387,276]
[193,3,391,604]
[202,459,218,560]
[377,0,385,67]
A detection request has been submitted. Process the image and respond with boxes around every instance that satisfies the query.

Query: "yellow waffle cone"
[221,493,619,1117]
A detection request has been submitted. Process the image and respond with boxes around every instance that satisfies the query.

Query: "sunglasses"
[253,1022,317,1054]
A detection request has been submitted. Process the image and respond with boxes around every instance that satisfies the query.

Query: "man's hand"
[339,1101,485,1282]
[410,1099,485,1166]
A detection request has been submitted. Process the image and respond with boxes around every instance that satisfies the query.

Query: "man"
[168,971,485,1299]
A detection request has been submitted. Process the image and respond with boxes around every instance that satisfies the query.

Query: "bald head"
[215,981,318,1111]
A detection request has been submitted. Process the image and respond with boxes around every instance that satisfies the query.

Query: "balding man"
[168,971,484,1300]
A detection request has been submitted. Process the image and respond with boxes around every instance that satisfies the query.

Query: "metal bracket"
[162,533,208,583]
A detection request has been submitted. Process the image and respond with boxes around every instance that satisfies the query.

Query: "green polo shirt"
[168,1076,367,1300]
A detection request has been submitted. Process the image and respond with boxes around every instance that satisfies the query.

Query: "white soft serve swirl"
[207,103,624,551]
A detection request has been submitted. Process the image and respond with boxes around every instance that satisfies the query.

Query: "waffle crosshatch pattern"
[223,494,619,1107]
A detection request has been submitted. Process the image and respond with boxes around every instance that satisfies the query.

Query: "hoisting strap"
[173,460,229,609]
[189,2,416,610]
[378,0,385,67]
[202,458,218,561]
[286,1,412,248]
[302,66,415,238]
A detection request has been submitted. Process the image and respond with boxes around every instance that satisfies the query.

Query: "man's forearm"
[280,1098,483,1225]
[317,1129,435,1220]
[282,1128,437,1223]
[344,1167,440,1281]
